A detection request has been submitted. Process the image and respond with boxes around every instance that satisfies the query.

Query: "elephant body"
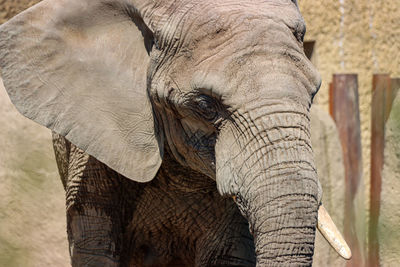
[0,0,349,265]
[53,132,255,266]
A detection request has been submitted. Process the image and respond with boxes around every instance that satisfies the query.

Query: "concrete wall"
[379,91,400,265]
[0,77,69,266]
[299,1,400,264]
[299,0,400,219]
[0,0,40,23]
[0,1,69,266]
[310,105,346,267]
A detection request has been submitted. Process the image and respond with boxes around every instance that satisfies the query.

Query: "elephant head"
[0,0,350,265]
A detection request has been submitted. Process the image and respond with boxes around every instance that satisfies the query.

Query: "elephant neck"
[156,145,216,193]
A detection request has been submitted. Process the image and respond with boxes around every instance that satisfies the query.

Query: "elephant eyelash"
[197,98,217,119]
[288,23,306,44]
[193,94,220,122]
[180,91,223,123]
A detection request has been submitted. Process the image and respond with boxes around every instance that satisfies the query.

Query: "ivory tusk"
[317,205,352,260]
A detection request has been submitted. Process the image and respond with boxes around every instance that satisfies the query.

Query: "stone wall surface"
[378,90,400,266]
[0,2,68,266]
[310,105,346,267]
[0,77,69,266]
[299,1,400,239]
[0,0,40,24]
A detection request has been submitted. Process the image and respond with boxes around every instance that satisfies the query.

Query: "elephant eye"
[196,94,218,121]
[292,23,306,43]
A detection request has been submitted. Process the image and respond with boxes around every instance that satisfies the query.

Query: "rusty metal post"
[329,82,334,117]
[330,74,363,267]
[368,74,392,267]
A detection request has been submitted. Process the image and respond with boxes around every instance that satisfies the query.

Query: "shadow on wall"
[310,104,347,267]
[0,77,69,267]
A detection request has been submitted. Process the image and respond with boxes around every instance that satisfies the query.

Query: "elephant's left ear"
[0,0,163,182]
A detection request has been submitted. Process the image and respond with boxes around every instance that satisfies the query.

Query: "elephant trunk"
[216,105,319,266]
[242,154,318,266]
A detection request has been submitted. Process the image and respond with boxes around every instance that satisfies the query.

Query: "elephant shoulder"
[52,132,71,189]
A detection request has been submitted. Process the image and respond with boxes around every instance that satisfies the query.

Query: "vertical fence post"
[330,74,363,266]
[368,74,392,267]
[329,82,334,117]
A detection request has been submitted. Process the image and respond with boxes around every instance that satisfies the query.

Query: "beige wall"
[0,0,40,23]
[380,91,400,266]
[0,79,68,267]
[0,1,69,266]
[299,0,400,258]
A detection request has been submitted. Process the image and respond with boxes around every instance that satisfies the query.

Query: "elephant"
[0,0,351,266]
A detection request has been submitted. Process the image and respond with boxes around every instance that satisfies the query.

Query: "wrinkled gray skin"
[0,0,322,266]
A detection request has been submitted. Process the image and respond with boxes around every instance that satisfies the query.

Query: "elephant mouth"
[317,204,352,260]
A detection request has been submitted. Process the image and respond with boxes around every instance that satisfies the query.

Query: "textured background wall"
[0,0,40,23]
[379,91,400,265]
[0,1,69,266]
[299,0,400,196]
[310,105,346,266]
[299,0,400,262]
[0,77,69,266]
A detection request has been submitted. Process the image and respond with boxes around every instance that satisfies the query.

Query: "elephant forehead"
[160,0,304,46]
[152,0,315,105]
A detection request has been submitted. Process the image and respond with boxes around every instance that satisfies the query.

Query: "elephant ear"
[0,0,163,182]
